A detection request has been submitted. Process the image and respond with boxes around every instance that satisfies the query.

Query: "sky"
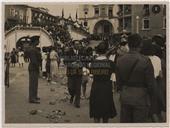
[28,3,79,20]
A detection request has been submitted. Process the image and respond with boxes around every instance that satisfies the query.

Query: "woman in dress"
[50,47,59,84]
[89,42,117,123]
[18,49,25,67]
[41,47,47,79]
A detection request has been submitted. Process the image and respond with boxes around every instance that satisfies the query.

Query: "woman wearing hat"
[18,48,25,67]
[89,41,117,123]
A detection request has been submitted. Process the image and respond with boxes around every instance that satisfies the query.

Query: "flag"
[76,10,78,20]
[62,9,64,18]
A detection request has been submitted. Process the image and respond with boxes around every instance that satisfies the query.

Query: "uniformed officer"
[28,36,41,104]
[115,34,155,122]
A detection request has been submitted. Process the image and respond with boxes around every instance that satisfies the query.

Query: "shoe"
[70,96,74,104]
[29,100,40,104]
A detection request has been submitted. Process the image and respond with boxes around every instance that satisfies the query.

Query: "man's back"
[116,50,155,106]
[28,47,41,72]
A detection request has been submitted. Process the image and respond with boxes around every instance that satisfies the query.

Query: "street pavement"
[5,63,120,123]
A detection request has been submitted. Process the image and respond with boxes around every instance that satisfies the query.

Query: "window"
[163,16,166,29]
[108,7,113,17]
[100,7,106,16]
[84,21,88,26]
[15,10,19,17]
[10,8,15,17]
[94,8,99,16]
[124,5,131,15]
[142,18,150,30]
[143,4,150,16]
[19,10,24,20]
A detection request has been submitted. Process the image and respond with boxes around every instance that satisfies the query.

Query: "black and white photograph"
[2,1,169,127]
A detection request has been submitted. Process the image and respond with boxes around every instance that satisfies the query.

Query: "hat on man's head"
[30,36,40,46]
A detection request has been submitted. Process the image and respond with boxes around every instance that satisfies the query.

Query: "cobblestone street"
[5,63,120,123]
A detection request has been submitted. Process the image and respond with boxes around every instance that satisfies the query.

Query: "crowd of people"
[5,32,166,123]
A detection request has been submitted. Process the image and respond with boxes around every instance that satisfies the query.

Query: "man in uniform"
[115,34,155,122]
[28,36,41,104]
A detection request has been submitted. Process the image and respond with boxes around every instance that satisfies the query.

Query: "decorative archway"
[16,36,31,50]
[93,20,113,34]
[5,26,54,52]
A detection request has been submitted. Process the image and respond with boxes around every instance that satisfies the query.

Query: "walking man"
[28,36,41,104]
[65,47,83,108]
[115,34,155,122]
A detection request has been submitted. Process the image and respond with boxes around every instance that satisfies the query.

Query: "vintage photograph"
[3,2,167,125]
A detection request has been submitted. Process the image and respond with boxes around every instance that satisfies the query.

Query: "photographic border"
[1,0,170,127]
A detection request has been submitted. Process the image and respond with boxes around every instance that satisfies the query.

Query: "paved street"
[5,63,120,123]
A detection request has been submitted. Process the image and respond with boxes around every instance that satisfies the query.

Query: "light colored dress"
[41,52,47,72]
[18,51,24,64]
[50,50,59,79]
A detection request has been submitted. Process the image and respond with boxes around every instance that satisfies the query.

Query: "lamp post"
[136,16,139,33]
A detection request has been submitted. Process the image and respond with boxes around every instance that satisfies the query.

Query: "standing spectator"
[24,49,30,62]
[46,47,51,83]
[10,48,17,67]
[27,36,41,104]
[5,52,10,88]
[50,47,59,84]
[115,34,155,123]
[141,39,163,122]
[18,48,25,67]
[41,47,47,79]
[89,42,117,123]
[152,35,166,119]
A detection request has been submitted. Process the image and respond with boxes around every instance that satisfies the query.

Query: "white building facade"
[78,4,119,35]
